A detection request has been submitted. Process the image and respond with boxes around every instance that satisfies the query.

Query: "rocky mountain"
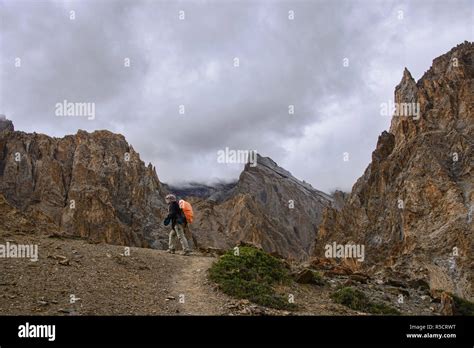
[0,123,332,257]
[313,42,473,300]
[188,154,333,260]
[0,125,169,248]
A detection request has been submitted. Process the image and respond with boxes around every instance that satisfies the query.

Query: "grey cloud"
[1,0,472,192]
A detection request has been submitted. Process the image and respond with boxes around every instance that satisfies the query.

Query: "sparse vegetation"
[451,294,474,315]
[310,271,326,286]
[209,246,296,310]
[331,287,400,315]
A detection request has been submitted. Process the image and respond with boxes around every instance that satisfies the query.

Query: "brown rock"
[324,266,353,277]
[349,274,369,284]
[386,279,408,288]
[0,129,169,248]
[292,269,314,284]
[440,292,455,315]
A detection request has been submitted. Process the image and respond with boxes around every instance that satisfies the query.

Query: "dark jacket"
[165,201,185,228]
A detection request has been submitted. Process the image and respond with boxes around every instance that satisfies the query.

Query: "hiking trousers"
[169,224,190,252]
[183,223,198,250]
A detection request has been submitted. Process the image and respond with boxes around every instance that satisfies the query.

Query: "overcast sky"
[0,0,472,192]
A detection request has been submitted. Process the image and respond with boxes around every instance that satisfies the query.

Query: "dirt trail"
[0,232,435,316]
[168,253,230,315]
[0,232,230,315]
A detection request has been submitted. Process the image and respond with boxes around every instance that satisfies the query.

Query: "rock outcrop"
[313,42,473,300]
[0,125,169,248]
[188,154,332,260]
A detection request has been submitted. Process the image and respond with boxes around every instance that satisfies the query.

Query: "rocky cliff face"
[313,42,473,300]
[189,154,332,260]
[0,127,169,248]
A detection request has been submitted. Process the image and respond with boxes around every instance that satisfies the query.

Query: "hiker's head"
[165,194,177,203]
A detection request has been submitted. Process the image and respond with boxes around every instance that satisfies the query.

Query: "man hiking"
[164,194,191,255]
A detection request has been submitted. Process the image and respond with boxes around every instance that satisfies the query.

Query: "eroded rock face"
[0,193,59,236]
[313,42,473,300]
[0,127,169,248]
[189,154,332,260]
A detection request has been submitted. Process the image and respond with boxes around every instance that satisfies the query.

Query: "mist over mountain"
[1,0,472,192]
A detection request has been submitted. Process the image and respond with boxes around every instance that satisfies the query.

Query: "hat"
[165,194,177,202]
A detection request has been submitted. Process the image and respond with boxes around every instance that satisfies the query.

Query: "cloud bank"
[1,0,472,192]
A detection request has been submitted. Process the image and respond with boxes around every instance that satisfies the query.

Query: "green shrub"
[331,287,400,315]
[311,271,325,286]
[368,302,402,315]
[209,246,295,310]
[331,287,368,309]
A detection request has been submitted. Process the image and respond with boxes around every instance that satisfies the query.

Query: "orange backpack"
[179,199,194,224]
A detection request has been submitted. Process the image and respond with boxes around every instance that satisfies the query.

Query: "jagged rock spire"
[0,115,14,132]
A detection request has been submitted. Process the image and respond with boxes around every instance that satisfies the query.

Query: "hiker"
[164,194,191,255]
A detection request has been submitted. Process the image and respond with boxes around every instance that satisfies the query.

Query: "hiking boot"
[182,250,191,256]
[167,249,175,254]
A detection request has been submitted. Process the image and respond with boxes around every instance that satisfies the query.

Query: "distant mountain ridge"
[164,181,237,201]
[188,154,332,260]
